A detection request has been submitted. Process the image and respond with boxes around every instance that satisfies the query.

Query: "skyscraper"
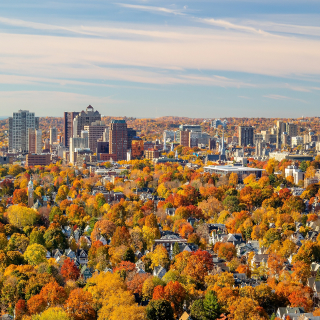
[63,111,79,148]
[72,105,101,138]
[84,121,106,152]
[109,120,128,160]
[9,110,39,152]
[238,126,254,147]
[28,129,42,154]
[50,127,57,145]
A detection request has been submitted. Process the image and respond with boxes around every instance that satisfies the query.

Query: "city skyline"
[0,0,319,117]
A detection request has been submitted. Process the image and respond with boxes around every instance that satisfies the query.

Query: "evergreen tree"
[203,290,222,320]
[172,242,180,259]
[190,299,207,320]
[146,299,174,320]
[123,247,135,263]
[270,313,276,320]
[316,268,320,281]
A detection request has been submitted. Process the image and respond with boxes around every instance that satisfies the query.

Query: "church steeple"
[28,176,34,207]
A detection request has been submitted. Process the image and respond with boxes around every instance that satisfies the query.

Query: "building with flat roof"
[109,120,128,161]
[9,110,39,153]
[26,154,51,167]
[203,165,264,182]
[239,126,254,147]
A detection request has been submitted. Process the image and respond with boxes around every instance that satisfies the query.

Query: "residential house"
[251,254,269,268]
[153,235,187,256]
[77,249,88,265]
[153,266,167,279]
[276,307,305,319]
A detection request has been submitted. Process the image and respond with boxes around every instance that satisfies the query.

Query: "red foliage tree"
[61,257,80,281]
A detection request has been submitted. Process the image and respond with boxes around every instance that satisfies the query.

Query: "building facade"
[50,127,57,145]
[28,129,42,154]
[109,120,128,161]
[238,126,254,147]
[63,111,79,148]
[84,121,106,152]
[9,110,39,152]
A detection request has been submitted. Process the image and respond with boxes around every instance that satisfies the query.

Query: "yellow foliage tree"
[7,205,38,229]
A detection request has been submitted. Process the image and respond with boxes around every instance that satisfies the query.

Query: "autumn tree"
[7,205,38,229]
[61,257,80,281]
[12,188,28,205]
[24,243,47,266]
[64,288,96,320]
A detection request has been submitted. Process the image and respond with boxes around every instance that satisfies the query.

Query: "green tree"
[172,242,180,259]
[203,291,222,320]
[146,299,174,320]
[190,291,222,320]
[190,299,207,320]
[30,228,45,246]
[24,244,47,266]
[123,247,135,263]
[316,268,320,281]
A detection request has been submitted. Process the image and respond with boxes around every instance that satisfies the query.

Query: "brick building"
[109,120,128,161]
[26,154,51,167]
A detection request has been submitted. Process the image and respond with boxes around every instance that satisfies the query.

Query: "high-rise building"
[127,128,137,150]
[9,110,39,152]
[28,129,42,154]
[63,111,79,148]
[50,127,57,145]
[238,126,254,147]
[72,105,101,138]
[84,121,106,152]
[109,120,128,160]
[286,123,298,137]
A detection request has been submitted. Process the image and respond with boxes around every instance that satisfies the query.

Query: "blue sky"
[0,0,319,118]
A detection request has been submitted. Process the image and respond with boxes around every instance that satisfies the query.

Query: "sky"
[0,0,320,118]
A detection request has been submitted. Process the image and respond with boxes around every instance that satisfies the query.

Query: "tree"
[39,281,67,308]
[64,288,96,320]
[44,223,67,250]
[15,299,27,320]
[229,173,238,186]
[7,233,29,252]
[204,291,222,320]
[12,188,28,205]
[32,307,71,320]
[61,258,80,281]
[24,243,47,266]
[111,226,131,247]
[29,228,45,246]
[172,242,180,259]
[146,299,174,320]
[190,299,207,320]
[7,205,38,229]
[91,219,116,241]
[163,281,186,317]
[27,294,46,315]
[150,245,170,270]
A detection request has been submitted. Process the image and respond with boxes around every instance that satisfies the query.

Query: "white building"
[49,127,57,145]
[9,110,39,152]
[291,136,303,148]
[285,165,304,184]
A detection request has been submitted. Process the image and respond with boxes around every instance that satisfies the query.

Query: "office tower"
[84,121,106,152]
[63,111,79,148]
[109,120,128,160]
[69,130,89,164]
[127,128,137,150]
[176,124,201,143]
[276,121,286,134]
[180,130,190,147]
[102,127,109,142]
[238,126,254,147]
[286,123,298,137]
[72,105,101,138]
[9,110,39,152]
[50,127,57,145]
[28,129,42,154]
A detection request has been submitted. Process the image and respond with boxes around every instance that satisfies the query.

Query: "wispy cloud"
[117,3,186,16]
[263,94,307,103]
[0,91,126,116]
